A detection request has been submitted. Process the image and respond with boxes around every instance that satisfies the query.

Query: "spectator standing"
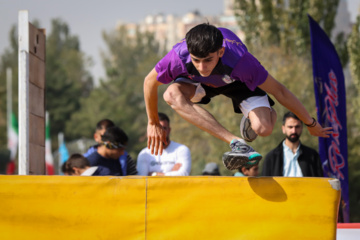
[261,112,323,177]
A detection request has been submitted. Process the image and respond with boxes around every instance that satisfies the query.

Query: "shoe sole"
[240,117,257,142]
[222,152,262,170]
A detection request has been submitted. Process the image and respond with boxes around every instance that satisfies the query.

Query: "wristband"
[305,117,317,127]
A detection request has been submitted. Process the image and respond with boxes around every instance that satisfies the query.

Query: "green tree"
[0,19,91,150]
[234,0,340,56]
[348,16,360,85]
[46,19,94,144]
[66,25,163,158]
[346,15,360,222]
[0,25,18,146]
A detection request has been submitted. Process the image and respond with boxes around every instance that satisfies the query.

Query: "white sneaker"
[240,116,257,142]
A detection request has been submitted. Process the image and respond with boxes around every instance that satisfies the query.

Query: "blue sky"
[0,0,359,82]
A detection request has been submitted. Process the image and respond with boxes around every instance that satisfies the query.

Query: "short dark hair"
[101,126,128,146]
[158,112,170,124]
[282,112,302,125]
[62,153,90,175]
[185,23,223,58]
[238,165,251,173]
[96,119,115,131]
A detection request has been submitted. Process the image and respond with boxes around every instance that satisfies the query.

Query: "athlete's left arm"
[258,74,332,138]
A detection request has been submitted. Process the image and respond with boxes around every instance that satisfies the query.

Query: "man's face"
[282,117,303,143]
[160,120,171,147]
[105,146,125,160]
[190,48,225,77]
[94,128,106,143]
[71,167,84,176]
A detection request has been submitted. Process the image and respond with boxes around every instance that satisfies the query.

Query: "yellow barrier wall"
[0,176,340,240]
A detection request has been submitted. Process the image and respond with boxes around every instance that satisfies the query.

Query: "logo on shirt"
[222,74,234,84]
[150,161,159,166]
[150,161,175,166]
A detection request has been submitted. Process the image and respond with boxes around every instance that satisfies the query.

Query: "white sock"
[231,138,247,145]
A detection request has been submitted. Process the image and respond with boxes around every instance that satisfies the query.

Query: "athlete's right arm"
[144,68,166,155]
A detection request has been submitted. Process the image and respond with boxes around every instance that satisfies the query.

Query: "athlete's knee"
[252,120,273,137]
[163,85,178,104]
[248,107,276,137]
[163,84,186,108]
[163,83,194,107]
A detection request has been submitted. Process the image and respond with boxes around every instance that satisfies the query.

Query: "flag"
[59,142,69,174]
[6,112,18,174]
[308,15,349,222]
[45,112,54,175]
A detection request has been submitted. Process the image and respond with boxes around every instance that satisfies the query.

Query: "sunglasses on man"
[101,141,125,149]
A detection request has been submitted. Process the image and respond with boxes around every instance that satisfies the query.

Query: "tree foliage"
[66,25,164,158]
[348,16,360,87]
[346,15,360,222]
[46,19,94,144]
[0,19,93,152]
[234,0,341,57]
[0,25,18,146]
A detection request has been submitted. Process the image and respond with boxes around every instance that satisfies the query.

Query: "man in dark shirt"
[87,126,128,176]
[262,112,323,177]
[84,119,137,175]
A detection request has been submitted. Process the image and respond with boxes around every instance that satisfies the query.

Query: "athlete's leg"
[240,95,277,137]
[163,82,238,144]
[248,107,277,137]
[165,81,262,171]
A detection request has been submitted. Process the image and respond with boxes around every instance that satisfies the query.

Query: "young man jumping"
[144,23,332,170]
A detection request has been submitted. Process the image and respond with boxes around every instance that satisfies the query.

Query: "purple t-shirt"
[155,28,268,91]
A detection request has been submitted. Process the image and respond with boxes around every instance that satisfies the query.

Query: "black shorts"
[197,81,275,114]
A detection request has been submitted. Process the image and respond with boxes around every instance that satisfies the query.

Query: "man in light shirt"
[137,112,191,176]
[261,112,323,177]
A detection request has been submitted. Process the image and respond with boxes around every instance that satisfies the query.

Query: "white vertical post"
[58,132,64,174]
[18,10,30,175]
[6,68,12,137]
